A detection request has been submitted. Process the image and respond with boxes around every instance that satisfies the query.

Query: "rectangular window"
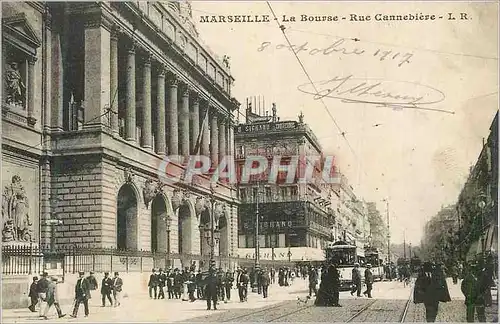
[246,235,254,248]
[280,187,287,201]
[290,186,298,199]
[265,187,272,201]
[278,234,286,247]
[238,235,246,248]
[240,188,247,202]
[270,234,278,248]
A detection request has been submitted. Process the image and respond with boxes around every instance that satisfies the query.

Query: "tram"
[364,246,385,281]
[325,241,365,291]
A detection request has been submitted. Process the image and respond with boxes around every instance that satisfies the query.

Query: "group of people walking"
[350,263,374,298]
[29,271,123,320]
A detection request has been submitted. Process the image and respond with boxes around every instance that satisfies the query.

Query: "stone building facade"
[2,1,240,270]
[235,104,337,262]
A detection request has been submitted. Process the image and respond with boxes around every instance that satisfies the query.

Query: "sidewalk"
[2,280,309,323]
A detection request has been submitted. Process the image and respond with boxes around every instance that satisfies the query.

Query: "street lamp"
[199,185,220,269]
[252,182,264,292]
[162,215,172,268]
[382,199,391,264]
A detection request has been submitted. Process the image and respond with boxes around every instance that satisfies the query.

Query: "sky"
[189,1,498,245]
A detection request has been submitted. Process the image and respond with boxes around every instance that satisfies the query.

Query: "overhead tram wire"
[266,2,357,157]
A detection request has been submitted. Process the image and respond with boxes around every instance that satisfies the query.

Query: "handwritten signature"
[297,75,449,112]
[257,38,414,67]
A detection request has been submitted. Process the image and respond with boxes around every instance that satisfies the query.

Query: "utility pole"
[384,199,391,264]
[403,229,406,259]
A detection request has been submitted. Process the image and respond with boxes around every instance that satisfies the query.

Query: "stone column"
[141,54,152,149]
[210,109,219,167]
[155,65,166,155]
[51,27,63,131]
[125,42,136,141]
[43,10,52,132]
[228,118,235,157]
[167,74,179,155]
[190,93,200,154]
[201,105,210,157]
[179,84,190,158]
[27,57,37,127]
[83,24,111,129]
[218,115,226,162]
[109,27,119,134]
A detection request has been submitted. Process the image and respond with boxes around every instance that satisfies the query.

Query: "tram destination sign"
[235,121,298,134]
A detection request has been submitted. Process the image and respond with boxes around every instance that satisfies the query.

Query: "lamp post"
[162,215,172,268]
[201,185,220,269]
[252,182,263,292]
[382,199,391,264]
[478,199,486,256]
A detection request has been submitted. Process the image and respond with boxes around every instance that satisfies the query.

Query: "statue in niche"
[5,61,26,107]
[2,175,33,242]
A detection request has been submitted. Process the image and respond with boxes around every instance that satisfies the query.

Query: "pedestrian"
[204,267,219,310]
[148,268,158,299]
[167,269,175,299]
[87,271,98,293]
[112,271,123,307]
[308,267,318,297]
[350,263,362,297]
[187,272,197,302]
[28,276,38,312]
[413,262,451,322]
[70,271,90,318]
[42,277,65,319]
[217,268,226,302]
[270,268,276,284]
[260,268,271,298]
[363,264,374,298]
[225,269,234,301]
[36,272,50,317]
[101,272,113,307]
[238,269,249,302]
[173,268,182,299]
[461,263,487,322]
[157,268,166,299]
[196,270,203,300]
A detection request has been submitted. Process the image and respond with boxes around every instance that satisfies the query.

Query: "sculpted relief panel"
[1,159,38,243]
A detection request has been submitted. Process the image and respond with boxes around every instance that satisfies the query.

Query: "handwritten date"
[257,38,413,67]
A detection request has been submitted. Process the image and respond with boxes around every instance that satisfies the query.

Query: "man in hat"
[28,276,38,312]
[71,271,90,318]
[112,272,123,307]
[158,268,167,299]
[363,264,374,298]
[42,277,65,319]
[204,266,219,310]
[148,268,158,299]
[225,269,234,301]
[350,263,362,297]
[86,271,98,304]
[101,272,113,307]
[36,272,50,317]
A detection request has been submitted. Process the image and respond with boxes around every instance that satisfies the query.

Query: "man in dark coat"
[260,268,271,298]
[112,272,123,307]
[167,269,175,299]
[217,268,226,302]
[148,268,158,299]
[461,264,487,322]
[101,272,113,307]
[196,270,204,299]
[413,262,451,322]
[71,271,90,318]
[157,268,167,299]
[204,267,219,310]
[225,269,234,301]
[28,276,38,312]
[36,272,50,317]
[363,264,374,298]
[308,267,318,297]
[350,263,362,297]
[86,271,98,294]
[173,269,182,299]
[238,269,250,302]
